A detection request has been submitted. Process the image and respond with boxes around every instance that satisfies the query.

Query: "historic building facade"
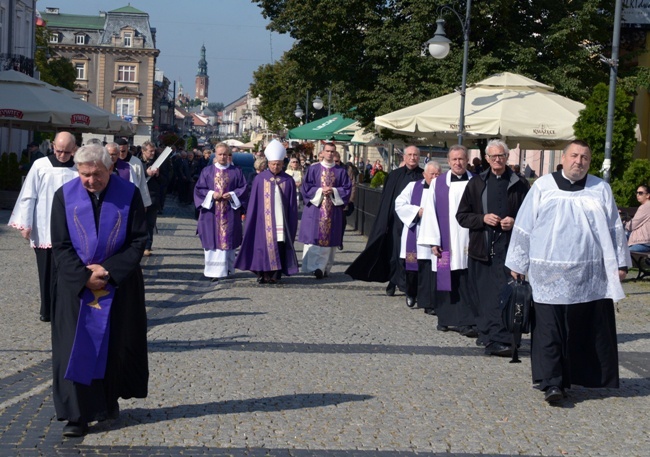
[41,5,159,144]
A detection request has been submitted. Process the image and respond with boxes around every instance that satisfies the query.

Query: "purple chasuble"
[63,177,134,385]
[434,173,452,291]
[114,158,131,181]
[234,170,299,274]
[405,180,425,271]
[194,165,247,251]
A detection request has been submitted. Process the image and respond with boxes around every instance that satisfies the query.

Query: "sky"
[38,0,295,105]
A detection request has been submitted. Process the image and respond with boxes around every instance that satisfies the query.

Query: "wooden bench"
[630,251,650,281]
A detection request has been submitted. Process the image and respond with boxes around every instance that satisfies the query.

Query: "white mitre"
[264,140,286,161]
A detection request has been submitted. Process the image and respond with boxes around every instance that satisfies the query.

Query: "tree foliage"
[251,0,619,130]
[573,83,637,183]
[34,26,76,90]
[611,159,650,207]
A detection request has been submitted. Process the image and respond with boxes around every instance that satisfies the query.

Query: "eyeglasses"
[487,154,507,161]
[54,149,73,154]
[636,191,647,195]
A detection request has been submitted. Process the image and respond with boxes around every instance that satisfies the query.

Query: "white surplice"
[505,173,631,304]
[417,171,472,271]
[394,180,431,261]
[8,156,77,248]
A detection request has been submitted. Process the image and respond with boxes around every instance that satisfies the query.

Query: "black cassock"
[50,181,148,423]
[345,165,423,290]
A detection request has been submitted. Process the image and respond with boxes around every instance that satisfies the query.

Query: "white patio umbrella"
[374,72,586,149]
[224,139,245,147]
[0,70,132,134]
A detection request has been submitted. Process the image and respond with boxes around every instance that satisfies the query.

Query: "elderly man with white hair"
[50,143,148,437]
[9,131,78,322]
[456,139,529,357]
[235,139,299,284]
[394,160,441,311]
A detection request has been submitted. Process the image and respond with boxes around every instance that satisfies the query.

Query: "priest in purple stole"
[195,143,248,282]
[394,161,442,311]
[298,142,352,278]
[51,143,148,438]
[418,145,476,337]
[235,140,299,284]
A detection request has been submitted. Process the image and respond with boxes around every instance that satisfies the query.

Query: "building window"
[75,34,85,45]
[117,65,136,82]
[124,32,132,47]
[75,63,85,80]
[116,98,136,118]
[49,33,59,43]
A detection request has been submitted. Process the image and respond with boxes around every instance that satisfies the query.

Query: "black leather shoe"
[423,308,436,315]
[484,342,512,357]
[459,326,478,338]
[314,269,324,279]
[62,421,88,437]
[210,277,219,283]
[406,296,416,308]
[436,324,449,332]
[39,315,50,322]
[544,386,564,404]
[385,283,396,296]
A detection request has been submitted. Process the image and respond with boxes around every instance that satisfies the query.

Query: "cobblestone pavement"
[1,195,649,456]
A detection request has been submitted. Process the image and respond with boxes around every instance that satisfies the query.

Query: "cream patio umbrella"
[0,70,131,134]
[374,72,585,149]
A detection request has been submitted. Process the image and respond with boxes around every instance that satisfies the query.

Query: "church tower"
[195,44,209,103]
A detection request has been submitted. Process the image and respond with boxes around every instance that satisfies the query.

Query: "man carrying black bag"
[456,140,529,356]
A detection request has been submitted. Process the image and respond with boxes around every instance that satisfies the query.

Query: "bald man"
[9,131,79,322]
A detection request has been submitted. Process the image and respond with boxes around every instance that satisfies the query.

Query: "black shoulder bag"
[500,277,533,363]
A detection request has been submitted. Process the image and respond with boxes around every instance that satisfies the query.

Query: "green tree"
[611,159,650,207]
[34,26,76,90]
[208,102,224,113]
[573,83,637,183]
[252,0,618,129]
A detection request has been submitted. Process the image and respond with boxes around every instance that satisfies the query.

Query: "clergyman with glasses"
[456,139,529,357]
[8,131,79,323]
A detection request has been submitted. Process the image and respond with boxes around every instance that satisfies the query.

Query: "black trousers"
[145,200,159,250]
[34,247,56,320]
[531,300,619,391]
[467,237,511,345]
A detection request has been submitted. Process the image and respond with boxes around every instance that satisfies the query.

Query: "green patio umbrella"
[287,113,356,141]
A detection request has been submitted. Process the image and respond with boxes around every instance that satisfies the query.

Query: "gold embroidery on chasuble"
[263,178,279,270]
[88,288,110,309]
[317,167,335,246]
[405,252,418,264]
[214,169,231,250]
[72,206,90,260]
[105,212,123,259]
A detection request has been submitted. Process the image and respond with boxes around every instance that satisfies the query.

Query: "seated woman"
[626,184,650,252]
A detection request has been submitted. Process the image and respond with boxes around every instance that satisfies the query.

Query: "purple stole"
[63,177,134,385]
[114,159,131,181]
[317,165,336,247]
[214,167,232,250]
[434,173,452,291]
[405,180,425,271]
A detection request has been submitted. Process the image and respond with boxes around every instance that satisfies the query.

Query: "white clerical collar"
[214,163,228,170]
[320,160,335,169]
[561,170,576,185]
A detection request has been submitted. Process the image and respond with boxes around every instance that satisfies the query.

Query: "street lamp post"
[312,88,332,116]
[425,0,472,144]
